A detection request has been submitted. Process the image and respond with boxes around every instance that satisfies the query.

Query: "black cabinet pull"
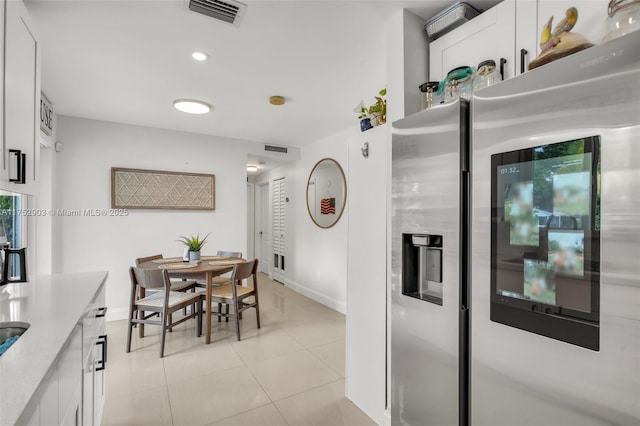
[96,334,108,371]
[520,49,528,73]
[96,306,107,318]
[499,58,507,80]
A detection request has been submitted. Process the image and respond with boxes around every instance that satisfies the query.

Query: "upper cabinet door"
[4,0,40,192]
[535,0,609,56]
[429,0,516,82]
[515,0,538,75]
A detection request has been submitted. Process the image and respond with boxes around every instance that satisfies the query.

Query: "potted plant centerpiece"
[178,233,210,262]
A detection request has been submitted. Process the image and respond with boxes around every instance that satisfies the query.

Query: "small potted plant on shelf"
[354,101,373,132]
[177,233,210,262]
[368,88,387,127]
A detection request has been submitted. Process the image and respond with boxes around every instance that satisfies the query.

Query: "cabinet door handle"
[96,334,108,371]
[520,49,528,74]
[96,306,108,318]
[499,58,507,81]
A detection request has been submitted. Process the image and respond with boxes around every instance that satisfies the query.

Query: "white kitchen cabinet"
[429,0,609,82]
[3,0,40,193]
[82,284,107,426]
[14,284,107,426]
[346,124,389,425]
[19,366,53,426]
[17,327,82,426]
[429,0,517,82]
[59,325,82,426]
[0,0,5,185]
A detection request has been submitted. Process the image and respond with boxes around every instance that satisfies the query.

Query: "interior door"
[272,177,286,283]
[257,183,271,274]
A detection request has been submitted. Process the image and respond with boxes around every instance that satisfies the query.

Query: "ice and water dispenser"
[402,234,443,305]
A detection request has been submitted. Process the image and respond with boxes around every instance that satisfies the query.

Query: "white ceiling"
[25,0,498,155]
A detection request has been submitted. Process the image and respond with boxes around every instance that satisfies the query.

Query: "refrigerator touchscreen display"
[490,136,600,350]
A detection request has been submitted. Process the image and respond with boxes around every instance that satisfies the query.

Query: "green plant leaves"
[177,232,210,251]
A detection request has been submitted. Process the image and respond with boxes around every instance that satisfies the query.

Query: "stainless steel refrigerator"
[391,98,470,426]
[391,30,640,426]
[470,30,640,425]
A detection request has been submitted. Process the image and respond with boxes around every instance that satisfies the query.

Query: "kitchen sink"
[0,321,30,342]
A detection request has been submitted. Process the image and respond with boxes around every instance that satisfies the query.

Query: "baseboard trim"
[284,278,346,314]
[106,307,129,322]
[383,410,391,426]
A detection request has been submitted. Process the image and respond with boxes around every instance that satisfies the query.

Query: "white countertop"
[0,271,108,426]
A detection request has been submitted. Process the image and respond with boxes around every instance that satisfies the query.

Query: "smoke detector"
[188,0,247,27]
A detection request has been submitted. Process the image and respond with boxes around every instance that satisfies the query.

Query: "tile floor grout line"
[162,355,177,426]
[271,376,346,404]
[200,402,287,426]
[307,344,345,378]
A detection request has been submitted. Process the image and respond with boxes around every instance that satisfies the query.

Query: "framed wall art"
[111,167,215,210]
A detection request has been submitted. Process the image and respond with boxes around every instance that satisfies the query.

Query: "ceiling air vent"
[264,145,288,154]
[189,0,247,26]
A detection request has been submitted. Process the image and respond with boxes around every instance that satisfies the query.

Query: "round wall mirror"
[306,158,347,229]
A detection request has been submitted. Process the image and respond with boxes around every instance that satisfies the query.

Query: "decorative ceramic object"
[529,7,594,70]
[360,117,373,132]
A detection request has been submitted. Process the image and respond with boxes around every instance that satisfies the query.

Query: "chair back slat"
[135,254,163,266]
[217,251,242,259]
[231,259,257,284]
[132,266,169,290]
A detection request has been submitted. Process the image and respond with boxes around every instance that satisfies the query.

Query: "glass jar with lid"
[603,0,640,42]
[419,82,441,110]
[473,59,500,93]
[438,66,475,103]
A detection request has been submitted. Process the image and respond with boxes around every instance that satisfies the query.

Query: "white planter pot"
[189,251,201,262]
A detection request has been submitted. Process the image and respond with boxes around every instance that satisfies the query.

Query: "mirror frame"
[306,158,347,229]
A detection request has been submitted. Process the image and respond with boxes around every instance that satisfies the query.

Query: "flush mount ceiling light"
[173,99,211,114]
[247,165,258,172]
[192,51,209,61]
[269,96,285,106]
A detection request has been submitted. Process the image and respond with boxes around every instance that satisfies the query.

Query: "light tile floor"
[102,274,375,426]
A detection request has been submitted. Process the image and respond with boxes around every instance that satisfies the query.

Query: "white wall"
[386,9,429,123]
[255,128,351,314]
[54,115,250,320]
[36,110,57,275]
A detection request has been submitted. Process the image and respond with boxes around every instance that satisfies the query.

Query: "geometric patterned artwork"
[111,167,215,210]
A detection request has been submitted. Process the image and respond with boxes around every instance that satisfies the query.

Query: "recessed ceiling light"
[173,99,211,114]
[192,51,209,61]
[247,165,258,173]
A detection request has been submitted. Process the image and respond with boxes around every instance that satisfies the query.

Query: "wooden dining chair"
[135,254,200,334]
[135,254,200,291]
[207,259,260,341]
[126,266,203,358]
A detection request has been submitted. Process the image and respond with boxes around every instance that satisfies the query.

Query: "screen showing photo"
[548,230,585,277]
[504,181,539,246]
[553,171,591,217]
[523,259,556,305]
[492,136,600,315]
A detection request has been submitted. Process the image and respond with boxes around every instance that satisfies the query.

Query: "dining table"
[136,256,246,344]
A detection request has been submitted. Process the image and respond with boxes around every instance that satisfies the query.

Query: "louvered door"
[272,177,286,283]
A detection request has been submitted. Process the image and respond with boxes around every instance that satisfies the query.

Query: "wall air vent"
[188,0,247,26]
[264,145,288,154]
